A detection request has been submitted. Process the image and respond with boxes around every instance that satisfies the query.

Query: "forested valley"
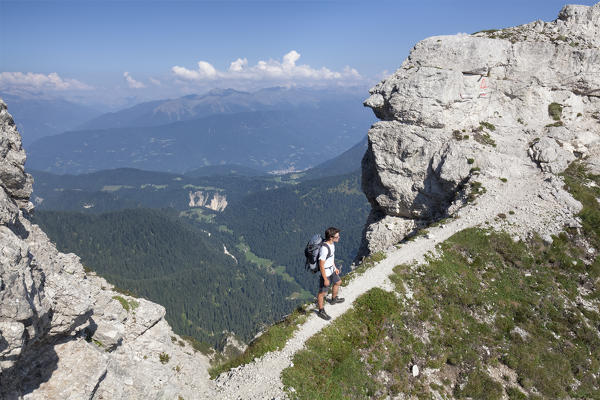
[31,162,370,349]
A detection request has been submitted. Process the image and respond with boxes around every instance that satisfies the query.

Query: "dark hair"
[325,227,340,240]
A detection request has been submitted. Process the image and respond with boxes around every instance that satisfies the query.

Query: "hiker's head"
[325,227,340,241]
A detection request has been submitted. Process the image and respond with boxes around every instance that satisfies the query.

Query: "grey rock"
[529,136,576,173]
[586,142,600,175]
[359,3,600,257]
[412,364,420,377]
[0,100,32,213]
[0,99,213,398]
[542,234,554,245]
[359,210,416,254]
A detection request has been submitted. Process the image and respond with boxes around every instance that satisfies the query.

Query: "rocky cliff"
[0,100,212,399]
[189,190,228,211]
[360,3,600,255]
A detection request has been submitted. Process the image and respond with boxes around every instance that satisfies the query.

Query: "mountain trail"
[201,160,574,399]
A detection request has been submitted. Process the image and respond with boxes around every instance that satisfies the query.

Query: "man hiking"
[317,227,344,321]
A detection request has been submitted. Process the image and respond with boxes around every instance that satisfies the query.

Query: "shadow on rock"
[0,310,95,398]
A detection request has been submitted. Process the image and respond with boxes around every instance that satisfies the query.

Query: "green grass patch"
[548,103,563,121]
[217,225,233,234]
[562,162,600,264]
[468,181,487,202]
[236,240,273,268]
[159,352,170,364]
[209,305,309,379]
[455,369,503,400]
[140,184,167,190]
[112,295,138,312]
[474,131,497,147]
[282,288,400,399]
[179,208,216,223]
[479,121,496,131]
[101,185,134,192]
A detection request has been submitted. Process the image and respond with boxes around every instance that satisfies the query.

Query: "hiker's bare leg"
[318,291,326,309]
[332,280,341,299]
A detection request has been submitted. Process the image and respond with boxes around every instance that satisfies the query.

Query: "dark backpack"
[304,234,331,273]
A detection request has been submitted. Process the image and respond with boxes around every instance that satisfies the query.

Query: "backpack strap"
[322,243,332,260]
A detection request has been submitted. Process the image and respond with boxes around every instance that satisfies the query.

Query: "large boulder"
[359,3,600,255]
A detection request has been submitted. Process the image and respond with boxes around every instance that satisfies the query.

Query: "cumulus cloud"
[149,77,162,86]
[171,50,361,84]
[229,58,248,73]
[124,71,146,89]
[0,72,92,91]
[172,61,218,80]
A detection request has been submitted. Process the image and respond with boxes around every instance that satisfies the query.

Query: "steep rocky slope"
[0,100,213,399]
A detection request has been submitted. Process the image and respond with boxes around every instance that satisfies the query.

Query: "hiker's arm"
[319,259,329,285]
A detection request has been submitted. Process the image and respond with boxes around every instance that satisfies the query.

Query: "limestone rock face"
[360,3,600,255]
[0,98,212,399]
[0,102,33,225]
[189,190,228,211]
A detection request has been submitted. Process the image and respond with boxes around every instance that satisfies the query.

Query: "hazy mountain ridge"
[77,87,369,130]
[27,105,373,174]
[0,93,102,145]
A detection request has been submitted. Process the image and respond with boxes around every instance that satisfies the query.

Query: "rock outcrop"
[360,3,600,255]
[0,100,212,399]
[189,190,228,211]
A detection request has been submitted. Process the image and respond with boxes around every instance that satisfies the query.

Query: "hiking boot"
[330,296,345,304]
[317,309,331,321]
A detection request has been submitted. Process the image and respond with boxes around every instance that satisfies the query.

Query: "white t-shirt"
[318,242,335,277]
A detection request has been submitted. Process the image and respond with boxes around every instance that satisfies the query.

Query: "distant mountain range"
[26,87,375,175]
[0,93,102,145]
[76,87,368,130]
[298,135,367,180]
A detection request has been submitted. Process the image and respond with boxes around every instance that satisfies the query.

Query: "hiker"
[317,227,344,321]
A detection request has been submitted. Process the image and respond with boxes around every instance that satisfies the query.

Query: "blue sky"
[1,0,598,108]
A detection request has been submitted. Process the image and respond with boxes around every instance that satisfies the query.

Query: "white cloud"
[124,71,146,89]
[197,61,217,78]
[229,58,248,72]
[0,72,92,91]
[171,50,362,84]
[172,61,218,80]
[149,77,162,86]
